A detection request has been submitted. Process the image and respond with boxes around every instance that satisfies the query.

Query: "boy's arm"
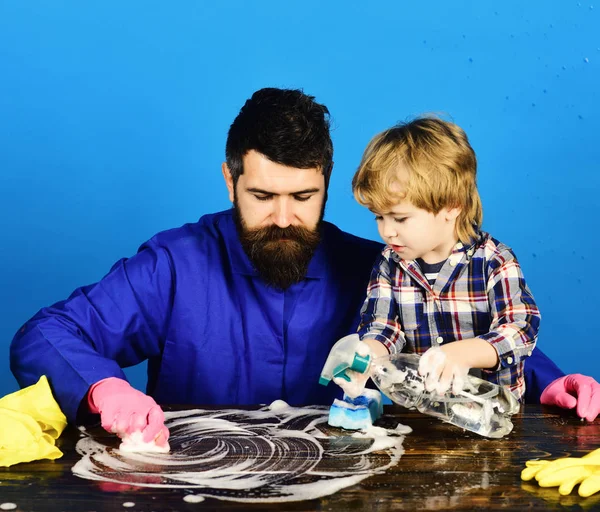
[356,252,405,354]
[328,253,403,398]
[478,248,540,372]
[419,247,540,395]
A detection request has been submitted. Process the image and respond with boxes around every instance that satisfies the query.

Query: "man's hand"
[540,374,600,422]
[87,377,170,447]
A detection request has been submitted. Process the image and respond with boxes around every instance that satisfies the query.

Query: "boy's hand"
[540,374,600,422]
[87,377,170,447]
[418,346,469,395]
[418,338,500,395]
[331,337,389,398]
[334,368,371,399]
[332,340,373,398]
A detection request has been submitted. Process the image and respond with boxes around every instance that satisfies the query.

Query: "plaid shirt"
[358,230,541,400]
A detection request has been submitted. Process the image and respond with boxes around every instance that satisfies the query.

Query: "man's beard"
[233,200,324,291]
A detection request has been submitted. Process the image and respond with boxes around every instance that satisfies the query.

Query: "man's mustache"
[243,224,318,244]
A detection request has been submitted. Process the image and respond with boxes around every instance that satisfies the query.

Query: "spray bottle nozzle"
[319,334,371,386]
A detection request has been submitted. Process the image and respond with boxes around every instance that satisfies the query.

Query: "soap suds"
[183,494,206,503]
[266,400,290,411]
[119,431,170,454]
[73,402,409,503]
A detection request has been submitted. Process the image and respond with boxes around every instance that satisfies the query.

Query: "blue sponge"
[328,389,383,430]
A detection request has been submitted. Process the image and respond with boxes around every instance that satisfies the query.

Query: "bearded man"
[11,88,598,449]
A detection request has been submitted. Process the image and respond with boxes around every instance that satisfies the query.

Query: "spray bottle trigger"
[332,364,352,382]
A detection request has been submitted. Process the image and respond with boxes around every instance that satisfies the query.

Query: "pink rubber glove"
[87,377,170,446]
[540,374,600,422]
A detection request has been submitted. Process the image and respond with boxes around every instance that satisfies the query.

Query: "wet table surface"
[1,404,599,511]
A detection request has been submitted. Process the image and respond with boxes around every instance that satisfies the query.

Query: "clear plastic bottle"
[369,353,520,438]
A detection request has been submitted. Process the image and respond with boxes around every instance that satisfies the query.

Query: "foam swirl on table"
[73,401,410,503]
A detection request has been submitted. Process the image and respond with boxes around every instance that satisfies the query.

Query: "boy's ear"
[222,163,235,203]
[445,207,462,222]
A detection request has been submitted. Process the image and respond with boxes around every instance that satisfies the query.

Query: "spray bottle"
[319,334,519,438]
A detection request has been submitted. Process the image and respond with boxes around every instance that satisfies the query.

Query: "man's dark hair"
[225,88,333,187]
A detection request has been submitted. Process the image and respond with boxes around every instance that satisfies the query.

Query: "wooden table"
[1,404,599,511]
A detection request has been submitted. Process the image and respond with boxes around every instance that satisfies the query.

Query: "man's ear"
[222,163,235,203]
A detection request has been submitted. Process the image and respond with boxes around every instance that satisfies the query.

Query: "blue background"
[1,1,598,397]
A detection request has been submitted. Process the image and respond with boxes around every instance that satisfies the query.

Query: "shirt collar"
[460,227,487,258]
[222,209,327,279]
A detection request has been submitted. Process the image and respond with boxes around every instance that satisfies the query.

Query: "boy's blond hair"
[352,116,483,243]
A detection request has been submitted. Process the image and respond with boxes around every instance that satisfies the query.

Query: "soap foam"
[73,403,410,503]
[119,431,170,454]
[183,494,205,503]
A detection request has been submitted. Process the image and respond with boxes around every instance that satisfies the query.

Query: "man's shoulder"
[144,209,234,250]
[321,221,383,261]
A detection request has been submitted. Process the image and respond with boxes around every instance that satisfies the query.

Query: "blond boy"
[350,117,540,400]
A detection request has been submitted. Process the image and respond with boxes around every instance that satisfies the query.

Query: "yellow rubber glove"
[0,376,67,467]
[522,448,600,497]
